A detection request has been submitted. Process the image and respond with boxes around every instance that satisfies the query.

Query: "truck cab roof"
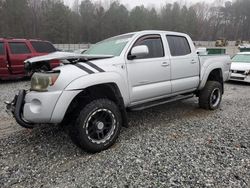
[119,30,189,37]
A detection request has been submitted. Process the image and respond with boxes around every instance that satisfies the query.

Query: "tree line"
[0,0,250,43]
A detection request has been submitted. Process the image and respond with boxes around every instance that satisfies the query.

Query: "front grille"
[231,76,245,80]
[231,70,245,74]
[236,70,245,74]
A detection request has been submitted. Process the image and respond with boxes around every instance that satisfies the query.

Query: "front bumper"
[23,90,62,123]
[229,73,250,83]
[6,89,62,128]
[6,89,81,128]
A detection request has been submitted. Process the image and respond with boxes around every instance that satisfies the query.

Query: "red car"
[0,38,60,80]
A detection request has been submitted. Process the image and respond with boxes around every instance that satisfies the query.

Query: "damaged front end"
[6,52,114,129]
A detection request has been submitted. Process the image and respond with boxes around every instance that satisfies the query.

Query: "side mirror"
[128,45,149,60]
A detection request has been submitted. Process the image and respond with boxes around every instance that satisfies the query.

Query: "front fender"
[50,90,81,123]
[65,72,130,106]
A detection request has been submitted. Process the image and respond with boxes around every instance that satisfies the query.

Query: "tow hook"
[5,95,17,114]
[5,101,14,116]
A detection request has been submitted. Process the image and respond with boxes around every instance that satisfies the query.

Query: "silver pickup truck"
[6,30,231,153]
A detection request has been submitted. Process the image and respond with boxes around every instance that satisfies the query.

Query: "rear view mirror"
[129,45,149,60]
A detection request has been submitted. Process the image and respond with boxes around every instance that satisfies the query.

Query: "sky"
[64,0,224,9]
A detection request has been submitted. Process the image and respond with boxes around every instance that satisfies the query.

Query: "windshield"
[84,34,134,56]
[232,54,250,63]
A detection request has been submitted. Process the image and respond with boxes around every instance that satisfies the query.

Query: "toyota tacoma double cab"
[6,31,231,153]
[0,38,60,80]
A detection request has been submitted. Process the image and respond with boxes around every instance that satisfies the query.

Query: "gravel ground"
[0,80,249,187]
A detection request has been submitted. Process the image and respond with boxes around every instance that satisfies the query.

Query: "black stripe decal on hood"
[74,64,95,74]
[84,61,105,72]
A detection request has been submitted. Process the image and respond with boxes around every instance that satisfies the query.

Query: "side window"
[0,42,4,55]
[132,35,164,59]
[9,42,31,54]
[166,35,191,56]
[31,41,56,53]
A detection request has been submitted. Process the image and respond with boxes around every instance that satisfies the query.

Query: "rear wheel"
[72,98,122,153]
[199,81,222,110]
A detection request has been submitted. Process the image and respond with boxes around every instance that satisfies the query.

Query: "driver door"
[126,35,171,104]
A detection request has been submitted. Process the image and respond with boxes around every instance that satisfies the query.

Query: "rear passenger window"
[31,41,56,53]
[166,35,191,56]
[133,35,164,59]
[9,42,31,54]
[0,42,4,55]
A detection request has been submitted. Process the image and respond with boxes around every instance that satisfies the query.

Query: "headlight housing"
[31,71,60,92]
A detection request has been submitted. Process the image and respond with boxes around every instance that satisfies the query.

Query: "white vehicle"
[6,31,231,153]
[230,52,250,83]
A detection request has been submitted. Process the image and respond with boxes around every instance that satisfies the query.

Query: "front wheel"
[72,99,122,153]
[199,81,223,110]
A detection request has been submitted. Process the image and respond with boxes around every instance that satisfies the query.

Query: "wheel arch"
[199,67,224,94]
[63,82,128,127]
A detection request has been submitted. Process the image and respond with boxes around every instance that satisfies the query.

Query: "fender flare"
[199,62,224,90]
[51,72,130,126]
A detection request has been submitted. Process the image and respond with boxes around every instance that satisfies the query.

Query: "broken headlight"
[31,71,60,92]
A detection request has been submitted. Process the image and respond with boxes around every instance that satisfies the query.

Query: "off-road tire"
[72,98,122,153]
[199,81,222,110]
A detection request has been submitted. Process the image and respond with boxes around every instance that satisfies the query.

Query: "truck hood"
[24,51,114,63]
[231,62,250,71]
[24,51,114,72]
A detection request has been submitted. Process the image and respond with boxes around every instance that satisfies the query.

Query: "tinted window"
[0,42,4,55]
[31,41,56,53]
[9,42,31,54]
[133,36,164,59]
[166,35,191,56]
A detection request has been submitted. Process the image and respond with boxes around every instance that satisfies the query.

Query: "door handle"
[191,59,196,64]
[162,62,170,67]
